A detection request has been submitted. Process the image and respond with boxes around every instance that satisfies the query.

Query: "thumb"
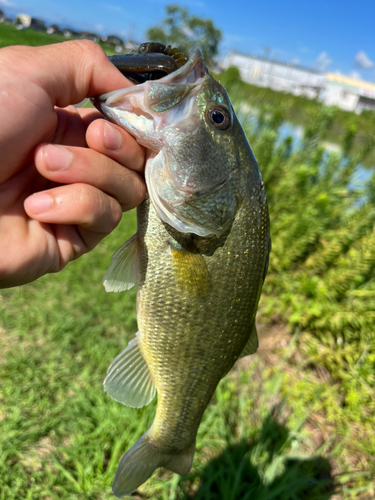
[14,40,131,107]
[0,40,130,182]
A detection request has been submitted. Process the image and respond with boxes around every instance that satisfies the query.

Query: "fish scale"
[136,192,268,450]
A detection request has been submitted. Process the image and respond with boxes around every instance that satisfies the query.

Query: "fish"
[92,48,270,498]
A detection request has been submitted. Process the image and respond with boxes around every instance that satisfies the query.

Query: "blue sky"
[1,0,375,81]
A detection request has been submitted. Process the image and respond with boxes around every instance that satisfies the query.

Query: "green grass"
[0,213,373,499]
[0,24,68,48]
[0,23,118,54]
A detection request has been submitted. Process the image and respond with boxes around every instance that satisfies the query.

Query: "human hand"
[0,40,146,288]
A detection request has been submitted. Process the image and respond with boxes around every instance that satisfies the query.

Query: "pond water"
[237,105,373,192]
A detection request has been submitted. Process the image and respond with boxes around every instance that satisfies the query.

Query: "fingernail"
[104,122,122,151]
[26,193,52,214]
[43,144,73,171]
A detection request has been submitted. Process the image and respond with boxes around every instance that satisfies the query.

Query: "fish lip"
[91,92,110,114]
[91,49,207,113]
[159,48,207,84]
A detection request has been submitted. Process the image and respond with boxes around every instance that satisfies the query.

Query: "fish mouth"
[92,49,207,112]
[161,48,207,85]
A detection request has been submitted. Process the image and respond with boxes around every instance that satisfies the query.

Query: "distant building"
[80,31,99,43]
[46,24,61,35]
[102,35,124,46]
[125,40,139,52]
[16,13,31,27]
[222,52,326,99]
[322,73,375,113]
[62,29,75,38]
[2,16,15,25]
[16,13,46,31]
[101,35,124,53]
[30,18,46,31]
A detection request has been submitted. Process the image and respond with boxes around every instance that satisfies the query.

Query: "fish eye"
[207,108,230,130]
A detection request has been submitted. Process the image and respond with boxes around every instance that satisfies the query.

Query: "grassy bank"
[0,23,67,48]
[0,23,117,54]
[0,214,372,499]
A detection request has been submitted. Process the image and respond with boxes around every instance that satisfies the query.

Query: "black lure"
[108,42,188,84]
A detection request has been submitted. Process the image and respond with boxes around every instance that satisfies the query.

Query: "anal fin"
[104,332,156,408]
[239,323,259,358]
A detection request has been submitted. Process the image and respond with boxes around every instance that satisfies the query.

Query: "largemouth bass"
[92,48,270,498]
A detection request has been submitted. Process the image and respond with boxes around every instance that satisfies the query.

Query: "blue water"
[237,105,373,198]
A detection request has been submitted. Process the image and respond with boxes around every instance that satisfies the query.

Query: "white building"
[222,51,375,113]
[16,13,31,27]
[16,13,46,31]
[222,52,326,99]
[322,73,375,113]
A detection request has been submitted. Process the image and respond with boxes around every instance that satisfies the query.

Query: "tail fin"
[112,431,195,498]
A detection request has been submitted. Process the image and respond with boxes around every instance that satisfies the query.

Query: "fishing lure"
[108,42,188,83]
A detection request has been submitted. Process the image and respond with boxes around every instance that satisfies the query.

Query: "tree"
[146,4,222,67]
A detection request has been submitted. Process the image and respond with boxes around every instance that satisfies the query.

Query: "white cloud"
[315,51,332,71]
[182,25,194,38]
[95,23,105,33]
[0,0,17,7]
[354,51,374,70]
[290,57,300,65]
[221,33,260,57]
[224,34,251,44]
[348,70,361,80]
[98,2,124,12]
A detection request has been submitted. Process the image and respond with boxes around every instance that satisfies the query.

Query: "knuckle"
[135,178,147,204]
[69,39,106,61]
[74,183,96,213]
[112,201,123,227]
[121,175,146,211]
[74,184,122,231]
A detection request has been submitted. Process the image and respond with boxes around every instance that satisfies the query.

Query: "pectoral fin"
[169,243,210,296]
[104,332,156,408]
[239,323,259,358]
[103,234,139,293]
